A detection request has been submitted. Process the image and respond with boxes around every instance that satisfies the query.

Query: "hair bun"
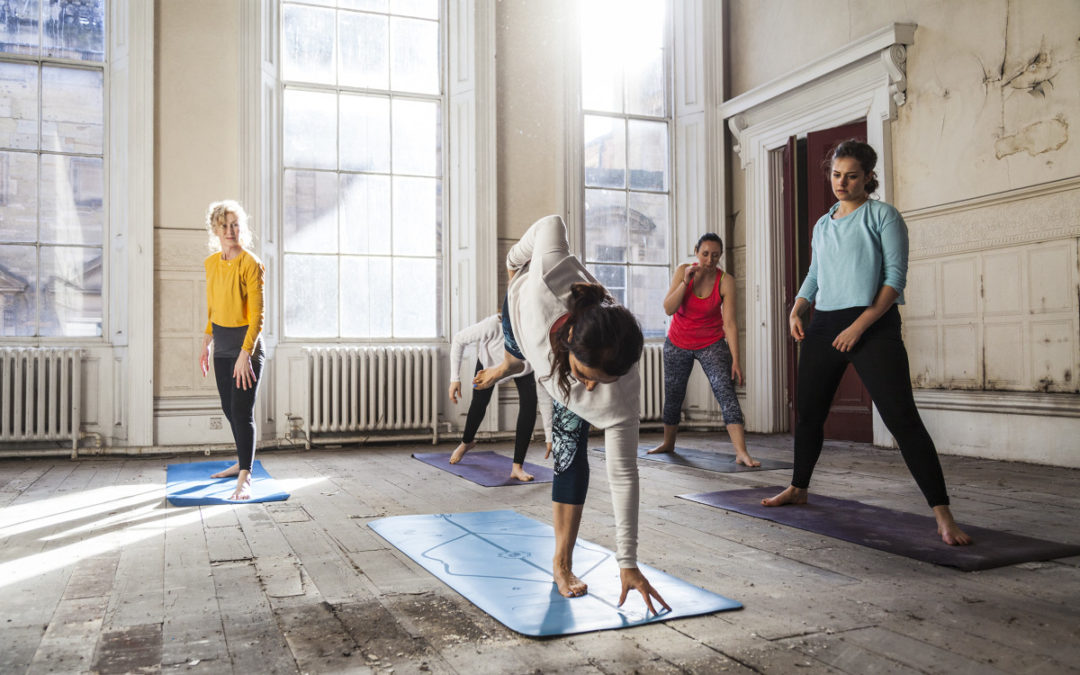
[570,282,608,308]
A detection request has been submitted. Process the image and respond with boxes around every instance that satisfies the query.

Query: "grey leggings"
[662,338,745,427]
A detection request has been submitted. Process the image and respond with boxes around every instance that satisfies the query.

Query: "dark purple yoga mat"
[590,445,792,473]
[679,487,1080,571]
[412,451,554,487]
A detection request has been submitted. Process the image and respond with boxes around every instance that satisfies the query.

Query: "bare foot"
[646,443,674,454]
[212,462,240,479]
[472,358,525,390]
[735,452,761,467]
[553,562,588,598]
[510,463,534,482]
[934,505,972,546]
[229,478,252,501]
[449,441,475,464]
[761,485,808,507]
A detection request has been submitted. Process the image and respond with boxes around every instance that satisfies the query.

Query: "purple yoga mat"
[679,487,1080,571]
[412,451,554,487]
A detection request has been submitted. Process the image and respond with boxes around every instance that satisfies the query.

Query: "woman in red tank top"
[647,234,759,467]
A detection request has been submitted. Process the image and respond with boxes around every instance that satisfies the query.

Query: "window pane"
[391,0,438,20]
[283,170,338,253]
[338,11,388,90]
[625,46,664,117]
[340,0,387,11]
[39,245,101,336]
[40,155,102,245]
[392,257,435,337]
[588,264,625,307]
[391,98,438,176]
[581,45,622,113]
[0,0,40,56]
[0,62,39,150]
[0,151,38,243]
[627,192,667,264]
[628,119,667,191]
[340,255,391,337]
[41,66,103,154]
[284,89,337,169]
[340,173,391,255]
[392,176,437,256]
[584,115,625,188]
[283,4,336,85]
[584,188,625,262]
[340,94,390,172]
[44,0,105,62]
[389,16,439,95]
[628,265,669,338]
[284,254,338,337]
[0,244,36,336]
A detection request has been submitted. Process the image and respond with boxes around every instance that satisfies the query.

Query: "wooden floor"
[1,432,1078,674]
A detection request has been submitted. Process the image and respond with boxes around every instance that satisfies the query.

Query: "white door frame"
[717,23,915,435]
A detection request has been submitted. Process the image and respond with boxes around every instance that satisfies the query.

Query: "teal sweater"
[797,199,908,311]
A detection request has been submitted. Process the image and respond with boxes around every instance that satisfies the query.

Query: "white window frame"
[0,14,109,341]
[274,0,450,344]
[247,0,496,439]
[571,0,676,327]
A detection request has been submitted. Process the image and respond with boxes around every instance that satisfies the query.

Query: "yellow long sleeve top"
[204,249,265,354]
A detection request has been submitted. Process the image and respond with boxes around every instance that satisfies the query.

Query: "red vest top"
[667,271,725,350]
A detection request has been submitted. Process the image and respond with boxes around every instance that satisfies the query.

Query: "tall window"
[579,0,670,338]
[0,0,106,338]
[281,0,443,339]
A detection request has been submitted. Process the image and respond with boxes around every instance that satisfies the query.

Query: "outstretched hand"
[618,567,671,616]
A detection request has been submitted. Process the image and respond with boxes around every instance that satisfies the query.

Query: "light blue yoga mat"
[166,460,290,506]
[368,510,741,636]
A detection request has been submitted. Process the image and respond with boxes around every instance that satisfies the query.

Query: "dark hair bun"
[570,282,608,308]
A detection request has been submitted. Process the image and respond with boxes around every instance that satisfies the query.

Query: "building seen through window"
[580,0,671,338]
[0,0,105,337]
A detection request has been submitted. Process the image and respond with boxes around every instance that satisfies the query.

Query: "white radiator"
[639,342,664,421]
[304,345,440,446]
[0,348,83,456]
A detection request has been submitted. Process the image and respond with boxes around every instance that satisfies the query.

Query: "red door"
[795,121,873,443]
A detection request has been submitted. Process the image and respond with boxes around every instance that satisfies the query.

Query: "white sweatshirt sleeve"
[449,316,496,383]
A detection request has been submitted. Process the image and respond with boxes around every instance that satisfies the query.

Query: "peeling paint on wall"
[1002,47,1056,96]
[994,117,1068,158]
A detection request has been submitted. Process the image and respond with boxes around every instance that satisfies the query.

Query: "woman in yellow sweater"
[199,200,266,501]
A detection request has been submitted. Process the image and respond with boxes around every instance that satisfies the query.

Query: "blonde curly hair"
[205,200,253,252]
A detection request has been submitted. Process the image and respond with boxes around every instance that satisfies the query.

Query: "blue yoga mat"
[166,460,290,506]
[368,510,741,636]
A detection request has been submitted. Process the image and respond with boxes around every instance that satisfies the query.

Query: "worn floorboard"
[0,433,1078,673]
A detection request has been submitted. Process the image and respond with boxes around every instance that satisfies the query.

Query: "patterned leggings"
[662,338,745,427]
[550,400,591,505]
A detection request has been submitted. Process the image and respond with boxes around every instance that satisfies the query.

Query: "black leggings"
[793,305,949,507]
[213,351,264,472]
[461,359,538,465]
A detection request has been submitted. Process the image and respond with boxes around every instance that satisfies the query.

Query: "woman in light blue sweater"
[762,140,971,546]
